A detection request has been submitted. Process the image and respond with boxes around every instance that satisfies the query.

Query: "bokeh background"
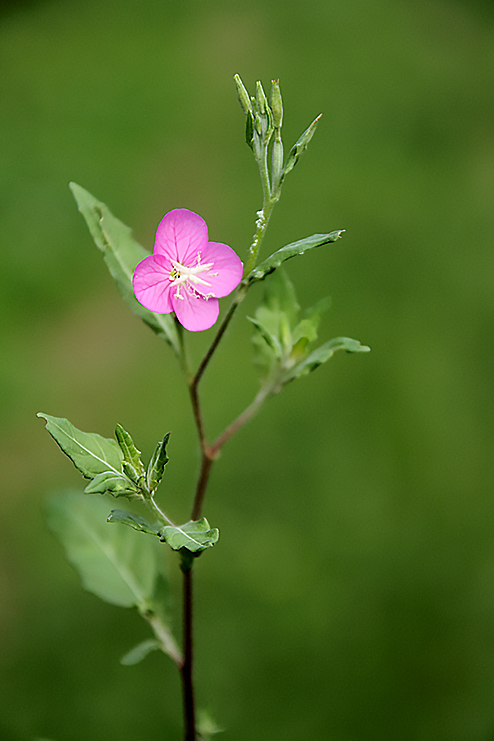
[1,0,494,739]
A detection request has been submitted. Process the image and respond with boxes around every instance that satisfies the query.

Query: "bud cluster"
[234,74,321,200]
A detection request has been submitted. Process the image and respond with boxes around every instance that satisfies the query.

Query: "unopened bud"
[256,80,268,115]
[270,80,283,128]
[234,74,252,115]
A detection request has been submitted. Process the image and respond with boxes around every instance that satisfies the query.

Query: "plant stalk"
[180,566,196,741]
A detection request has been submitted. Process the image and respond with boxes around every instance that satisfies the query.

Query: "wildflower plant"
[38,76,370,740]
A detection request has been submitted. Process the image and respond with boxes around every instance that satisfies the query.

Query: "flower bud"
[270,80,283,128]
[255,80,268,115]
[234,74,252,115]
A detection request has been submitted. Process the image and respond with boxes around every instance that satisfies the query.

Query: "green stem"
[209,381,275,457]
[146,613,183,668]
[244,149,277,276]
[146,495,175,527]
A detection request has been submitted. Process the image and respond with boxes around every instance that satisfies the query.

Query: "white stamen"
[168,255,217,299]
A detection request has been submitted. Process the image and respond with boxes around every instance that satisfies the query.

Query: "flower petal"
[172,293,219,332]
[196,242,244,298]
[133,254,174,314]
[154,209,208,263]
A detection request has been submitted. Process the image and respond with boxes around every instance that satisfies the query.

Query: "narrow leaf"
[285,336,370,381]
[247,316,282,358]
[160,518,219,553]
[69,182,180,355]
[281,113,322,180]
[147,433,171,494]
[38,413,122,479]
[115,424,145,478]
[246,231,344,284]
[107,509,161,536]
[84,472,138,497]
[46,492,165,609]
[120,638,161,666]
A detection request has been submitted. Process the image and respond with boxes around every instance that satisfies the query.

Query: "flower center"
[168,252,218,301]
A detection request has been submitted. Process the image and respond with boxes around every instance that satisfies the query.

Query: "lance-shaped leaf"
[147,433,170,494]
[46,492,165,609]
[160,518,219,553]
[38,413,123,479]
[281,113,322,182]
[84,472,138,497]
[107,509,161,536]
[120,638,161,666]
[69,182,180,355]
[247,316,282,358]
[284,336,370,382]
[115,424,145,482]
[246,231,344,284]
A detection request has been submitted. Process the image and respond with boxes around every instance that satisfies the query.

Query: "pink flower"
[133,209,243,332]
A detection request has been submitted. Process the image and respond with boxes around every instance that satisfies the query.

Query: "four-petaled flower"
[133,209,243,332]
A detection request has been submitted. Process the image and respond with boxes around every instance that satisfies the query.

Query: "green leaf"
[246,231,343,284]
[291,296,331,345]
[107,509,161,536]
[38,413,123,479]
[147,433,171,494]
[197,709,224,739]
[120,638,161,666]
[69,182,180,355]
[84,472,138,497]
[46,492,166,609]
[249,270,299,376]
[115,424,145,482]
[160,518,219,553]
[281,113,322,180]
[247,316,282,358]
[285,336,370,382]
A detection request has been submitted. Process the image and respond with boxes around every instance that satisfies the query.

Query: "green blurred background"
[1,0,494,738]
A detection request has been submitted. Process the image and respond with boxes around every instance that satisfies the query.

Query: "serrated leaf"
[38,413,123,479]
[115,424,145,477]
[160,518,219,553]
[46,492,165,609]
[120,638,161,666]
[69,183,180,355]
[147,433,170,494]
[84,472,138,497]
[246,231,343,284]
[285,336,370,382]
[107,509,161,536]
